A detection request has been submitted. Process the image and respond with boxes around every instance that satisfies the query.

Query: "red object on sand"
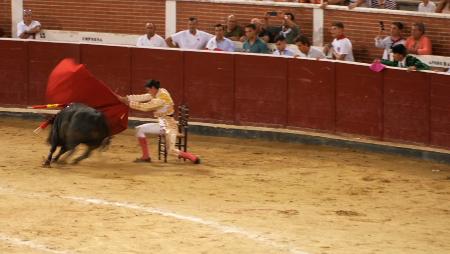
[46,58,129,135]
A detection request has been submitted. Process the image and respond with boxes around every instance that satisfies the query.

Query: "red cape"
[46,58,128,135]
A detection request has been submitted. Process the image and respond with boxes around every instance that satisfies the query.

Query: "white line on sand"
[65,196,309,254]
[0,233,73,254]
[0,186,309,254]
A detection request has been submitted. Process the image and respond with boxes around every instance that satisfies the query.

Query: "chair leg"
[158,135,162,161]
[164,138,167,163]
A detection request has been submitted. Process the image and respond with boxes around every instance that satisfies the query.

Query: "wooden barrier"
[0,39,449,149]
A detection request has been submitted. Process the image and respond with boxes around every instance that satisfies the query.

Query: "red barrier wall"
[28,41,80,105]
[234,55,288,127]
[0,40,28,105]
[0,40,449,150]
[430,75,450,149]
[287,58,335,132]
[335,63,383,139]
[383,69,430,144]
[80,44,131,96]
[183,51,235,124]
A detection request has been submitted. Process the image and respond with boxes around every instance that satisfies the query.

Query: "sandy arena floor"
[0,118,449,254]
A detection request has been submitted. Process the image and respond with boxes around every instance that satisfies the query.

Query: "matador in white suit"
[117,80,200,164]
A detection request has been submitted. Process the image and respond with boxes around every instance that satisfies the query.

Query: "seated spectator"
[263,12,300,44]
[17,9,41,39]
[436,0,450,13]
[381,44,430,71]
[418,0,437,12]
[374,22,405,60]
[405,22,432,55]
[323,22,354,61]
[224,15,244,41]
[206,24,235,52]
[273,35,295,56]
[250,18,273,43]
[136,23,167,48]
[242,24,269,54]
[295,35,325,59]
[349,0,397,9]
[166,17,213,49]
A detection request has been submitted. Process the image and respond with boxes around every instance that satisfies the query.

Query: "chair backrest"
[177,105,189,134]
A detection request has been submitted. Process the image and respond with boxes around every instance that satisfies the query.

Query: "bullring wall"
[0,39,449,149]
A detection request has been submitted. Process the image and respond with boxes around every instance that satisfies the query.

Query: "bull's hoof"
[42,162,51,168]
[133,158,151,163]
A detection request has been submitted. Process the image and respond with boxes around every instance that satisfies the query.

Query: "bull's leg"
[43,145,58,167]
[72,146,95,164]
[52,146,68,163]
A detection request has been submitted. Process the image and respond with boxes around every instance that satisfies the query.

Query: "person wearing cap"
[17,9,41,39]
[381,44,430,71]
[117,80,201,164]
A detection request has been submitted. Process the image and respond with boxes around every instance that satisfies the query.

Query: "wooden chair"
[158,105,189,162]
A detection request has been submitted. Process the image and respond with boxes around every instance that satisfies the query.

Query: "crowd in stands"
[11,6,450,73]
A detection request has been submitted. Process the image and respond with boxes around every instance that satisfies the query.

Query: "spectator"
[418,0,437,12]
[405,22,432,55]
[273,35,295,56]
[224,15,244,41]
[349,0,397,9]
[206,24,235,52]
[436,0,450,13]
[380,44,430,71]
[250,18,273,43]
[166,17,213,49]
[323,22,354,61]
[295,35,325,59]
[374,22,405,60]
[136,23,167,48]
[263,12,300,44]
[17,9,41,39]
[242,24,270,54]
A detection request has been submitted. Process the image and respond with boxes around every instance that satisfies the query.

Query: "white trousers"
[135,118,180,156]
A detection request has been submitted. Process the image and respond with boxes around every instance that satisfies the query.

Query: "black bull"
[43,103,111,166]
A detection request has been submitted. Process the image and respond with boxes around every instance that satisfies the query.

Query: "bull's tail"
[47,115,60,145]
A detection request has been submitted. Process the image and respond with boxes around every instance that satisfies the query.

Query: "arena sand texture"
[0,118,449,254]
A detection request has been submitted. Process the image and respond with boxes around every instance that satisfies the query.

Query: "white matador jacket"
[127,88,180,155]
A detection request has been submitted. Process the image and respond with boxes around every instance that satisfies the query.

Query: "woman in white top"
[17,9,41,39]
[418,0,437,12]
[374,22,405,60]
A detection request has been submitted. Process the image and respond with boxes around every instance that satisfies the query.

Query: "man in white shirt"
[166,17,213,50]
[374,22,405,60]
[136,23,167,48]
[295,35,325,59]
[323,22,354,62]
[273,35,295,56]
[418,0,437,12]
[206,24,235,52]
[17,9,41,39]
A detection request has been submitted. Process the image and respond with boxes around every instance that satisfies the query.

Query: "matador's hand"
[116,95,130,105]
